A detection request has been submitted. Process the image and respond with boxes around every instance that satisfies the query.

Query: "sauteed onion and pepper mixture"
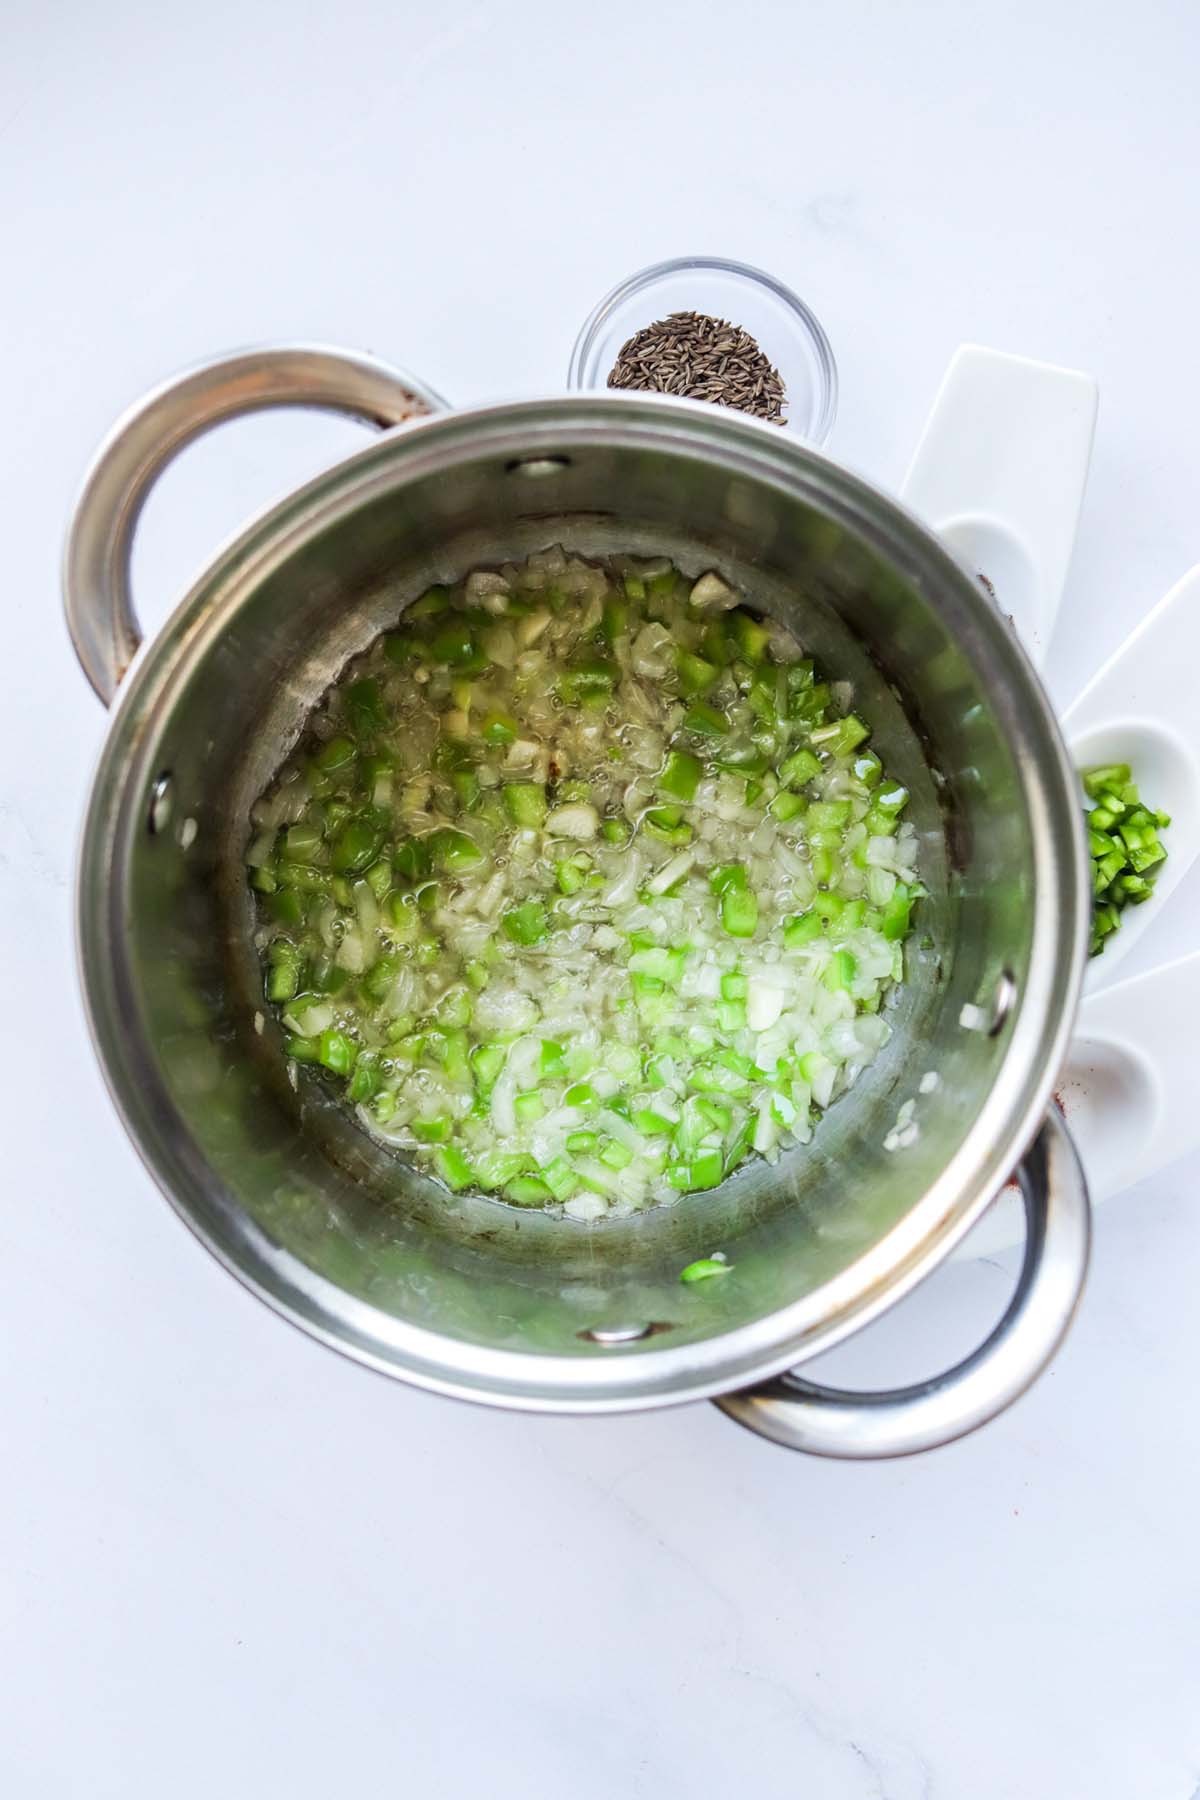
[246,550,922,1219]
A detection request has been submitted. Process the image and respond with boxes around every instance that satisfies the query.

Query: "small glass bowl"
[568,255,838,446]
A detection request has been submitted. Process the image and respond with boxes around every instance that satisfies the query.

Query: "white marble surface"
[4,3,1200,1794]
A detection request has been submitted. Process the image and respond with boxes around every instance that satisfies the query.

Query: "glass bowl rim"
[566,253,838,447]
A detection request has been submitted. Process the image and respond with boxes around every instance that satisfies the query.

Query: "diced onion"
[249,546,922,1218]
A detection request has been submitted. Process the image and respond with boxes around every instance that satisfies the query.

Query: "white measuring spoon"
[950,563,1200,1254]
[961,951,1200,1256]
[961,566,1200,1250]
[949,561,1200,1255]
[901,342,1099,667]
[1063,560,1200,990]
[905,350,1200,1251]
[906,356,1197,992]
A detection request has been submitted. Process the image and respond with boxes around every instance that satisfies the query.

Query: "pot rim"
[74,390,1090,1411]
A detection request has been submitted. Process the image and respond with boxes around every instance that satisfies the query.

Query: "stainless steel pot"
[65,345,1091,1457]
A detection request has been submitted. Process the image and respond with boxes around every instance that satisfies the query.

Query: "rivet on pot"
[989,969,1017,1036]
[147,772,173,836]
[579,1323,653,1345]
[505,455,571,478]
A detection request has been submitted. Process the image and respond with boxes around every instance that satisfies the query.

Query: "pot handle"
[713,1107,1089,1458]
[900,344,1098,668]
[63,343,449,706]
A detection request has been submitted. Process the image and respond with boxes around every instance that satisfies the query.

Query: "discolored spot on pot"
[578,1321,676,1344]
[147,771,173,835]
[505,456,572,479]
